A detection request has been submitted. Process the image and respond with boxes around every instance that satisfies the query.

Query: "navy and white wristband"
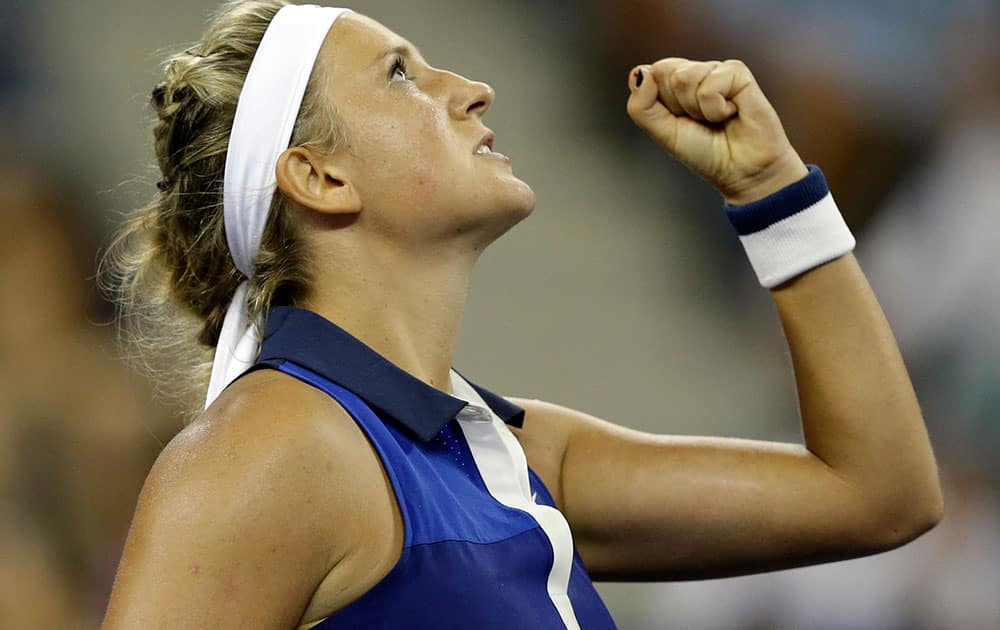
[724,165,855,288]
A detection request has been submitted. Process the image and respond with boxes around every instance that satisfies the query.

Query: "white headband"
[205,4,352,408]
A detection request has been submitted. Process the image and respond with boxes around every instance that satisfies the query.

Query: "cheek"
[400,108,455,182]
[382,120,457,194]
[343,93,463,209]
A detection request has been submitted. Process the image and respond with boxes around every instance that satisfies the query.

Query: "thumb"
[625,65,677,148]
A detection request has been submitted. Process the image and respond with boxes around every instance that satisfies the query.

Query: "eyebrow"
[372,43,416,67]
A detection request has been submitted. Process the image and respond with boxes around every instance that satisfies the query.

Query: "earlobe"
[275,146,362,216]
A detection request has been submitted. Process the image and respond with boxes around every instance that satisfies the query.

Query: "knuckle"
[653,56,687,68]
[670,69,692,89]
[652,57,684,77]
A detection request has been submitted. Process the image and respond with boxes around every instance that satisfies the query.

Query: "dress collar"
[254,306,524,442]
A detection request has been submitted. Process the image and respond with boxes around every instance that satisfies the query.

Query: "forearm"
[772,253,943,530]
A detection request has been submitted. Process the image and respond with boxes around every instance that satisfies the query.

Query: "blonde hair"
[100,0,349,420]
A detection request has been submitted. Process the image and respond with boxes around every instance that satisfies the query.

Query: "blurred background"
[2,0,998,627]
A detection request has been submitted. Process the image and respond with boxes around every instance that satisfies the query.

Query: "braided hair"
[100,0,349,418]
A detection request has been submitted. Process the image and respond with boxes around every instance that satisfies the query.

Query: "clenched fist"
[626,58,809,205]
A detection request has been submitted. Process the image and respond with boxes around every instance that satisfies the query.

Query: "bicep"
[102,401,351,629]
[519,400,887,582]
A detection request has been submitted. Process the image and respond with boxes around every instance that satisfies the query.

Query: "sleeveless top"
[237,307,616,629]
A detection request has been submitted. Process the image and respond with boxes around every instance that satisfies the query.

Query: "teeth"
[476,144,492,154]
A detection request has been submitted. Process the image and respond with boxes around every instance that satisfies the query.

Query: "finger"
[695,64,738,123]
[670,61,720,120]
[716,59,759,113]
[627,64,667,118]
[626,64,679,149]
[649,58,687,117]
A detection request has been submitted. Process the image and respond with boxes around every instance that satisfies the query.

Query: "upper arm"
[511,398,907,582]
[102,376,374,629]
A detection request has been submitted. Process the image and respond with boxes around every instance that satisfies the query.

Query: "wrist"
[724,165,855,288]
[722,151,809,206]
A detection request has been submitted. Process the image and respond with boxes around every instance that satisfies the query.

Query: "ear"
[275,146,362,215]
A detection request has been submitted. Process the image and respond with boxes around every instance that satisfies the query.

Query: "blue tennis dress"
[238,307,616,629]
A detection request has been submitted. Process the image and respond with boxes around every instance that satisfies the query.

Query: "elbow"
[917,481,945,532]
[867,482,944,551]
[881,498,943,550]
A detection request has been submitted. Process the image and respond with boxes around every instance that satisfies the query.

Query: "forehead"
[321,12,416,74]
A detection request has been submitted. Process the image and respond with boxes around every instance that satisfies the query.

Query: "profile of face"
[277,12,536,257]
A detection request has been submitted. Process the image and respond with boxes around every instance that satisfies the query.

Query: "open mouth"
[474,130,495,154]
[474,130,509,161]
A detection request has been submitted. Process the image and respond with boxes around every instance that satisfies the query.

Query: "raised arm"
[510,58,942,581]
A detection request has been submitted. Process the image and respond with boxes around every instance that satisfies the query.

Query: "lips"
[474,130,495,153]
[472,129,510,163]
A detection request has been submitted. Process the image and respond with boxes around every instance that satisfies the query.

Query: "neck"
[299,238,477,395]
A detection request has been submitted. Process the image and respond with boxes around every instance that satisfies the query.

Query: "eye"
[388,55,410,82]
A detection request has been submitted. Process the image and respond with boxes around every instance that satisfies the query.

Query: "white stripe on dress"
[450,371,581,630]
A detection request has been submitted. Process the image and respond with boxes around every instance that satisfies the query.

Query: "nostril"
[468,99,489,115]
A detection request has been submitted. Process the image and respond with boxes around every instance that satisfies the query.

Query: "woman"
[101,1,943,628]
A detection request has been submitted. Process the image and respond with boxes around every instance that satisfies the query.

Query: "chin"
[502,177,537,219]
[484,196,535,244]
[461,197,532,248]
[495,183,536,230]
[446,177,536,245]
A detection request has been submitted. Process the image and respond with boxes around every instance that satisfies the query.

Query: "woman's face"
[316,12,536,247]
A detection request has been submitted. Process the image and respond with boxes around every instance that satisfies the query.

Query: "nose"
[449,76,494,119]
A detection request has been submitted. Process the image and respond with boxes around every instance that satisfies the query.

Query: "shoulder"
[158,368,373,530]
[505,396,641,511]
[507,396,605,449]
[191,366,360,464]
[104,368,400,628]
[154,367,394,562]
[510,396,638,445]
[504,397,583,509]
